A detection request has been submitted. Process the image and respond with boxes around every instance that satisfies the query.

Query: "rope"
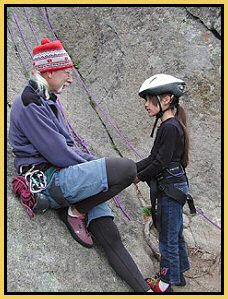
[13,176,36,218]
[57,98,131,220]
[7,21,28,71]
[42,7,144,159]
[196,207,221,230]
[42,7,132,219]
[7,7,221,228]
[12,11,33,59]
[8,9,131,220]
[42,7,58,40]
[23,7,39,44]
[40,8,223,229]
[57,98,93,155]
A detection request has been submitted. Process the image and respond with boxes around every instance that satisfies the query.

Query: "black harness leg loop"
[149,178,158,228]
[186,193,197,215]
[49,179,70,207]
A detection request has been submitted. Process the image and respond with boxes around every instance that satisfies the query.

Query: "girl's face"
[144,95,160,117]
[144,94,172,117]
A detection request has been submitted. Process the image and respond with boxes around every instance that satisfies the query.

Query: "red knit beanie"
[32,38,73,73]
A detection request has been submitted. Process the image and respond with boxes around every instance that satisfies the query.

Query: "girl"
[135,74,190,292]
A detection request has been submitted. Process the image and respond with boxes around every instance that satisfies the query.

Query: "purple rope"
[23,7,39,44]
[57,99,131,220]
[12,12,33,59]
[196,208,221,230]
[7,22,29,71]
[113,195,131,220]
[39,10,225,227]
[10,8,131,220]
[42,7,57,40]
[39,8,135,219]
[73,68,144,159]
[9,8,221,227]
[67,121,93,155]
[42,7,144,159]
[57,99,92,155]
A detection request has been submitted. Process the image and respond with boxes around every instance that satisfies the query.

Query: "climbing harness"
[150,162,196,228]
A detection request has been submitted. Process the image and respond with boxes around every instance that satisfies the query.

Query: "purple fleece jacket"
[9,81,95,172]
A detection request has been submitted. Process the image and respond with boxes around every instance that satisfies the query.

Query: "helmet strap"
[150,95,163,138]
[157,94,177,117]
[156,95,163,114]
[150,116,159,138]
[150,95,174,138]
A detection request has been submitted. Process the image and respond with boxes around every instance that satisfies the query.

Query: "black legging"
[75,157,136,213]
[88,216,151,292]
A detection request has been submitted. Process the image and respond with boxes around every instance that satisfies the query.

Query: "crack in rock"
[185,7,221,40]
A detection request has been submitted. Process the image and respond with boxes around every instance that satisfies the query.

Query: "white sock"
[159,279,170,291]
[68,206,78,217]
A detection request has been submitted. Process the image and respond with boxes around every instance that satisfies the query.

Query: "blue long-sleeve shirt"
[9,81,95,172]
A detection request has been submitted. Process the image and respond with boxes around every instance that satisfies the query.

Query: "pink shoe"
[59,208,93,248]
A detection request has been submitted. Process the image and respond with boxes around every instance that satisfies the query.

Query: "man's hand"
[133,176,140,185]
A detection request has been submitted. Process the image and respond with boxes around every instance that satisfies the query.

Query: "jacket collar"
[28,80,57,102]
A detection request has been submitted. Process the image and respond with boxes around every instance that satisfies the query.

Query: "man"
[9,38,153,292]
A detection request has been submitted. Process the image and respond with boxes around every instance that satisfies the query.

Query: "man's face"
[47,68,73,94]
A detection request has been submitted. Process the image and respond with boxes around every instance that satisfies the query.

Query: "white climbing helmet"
[139,74,185,99]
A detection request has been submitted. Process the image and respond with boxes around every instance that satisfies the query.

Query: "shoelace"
[146,277,158,285]
[82,218,93,238]
[77,216,92,237]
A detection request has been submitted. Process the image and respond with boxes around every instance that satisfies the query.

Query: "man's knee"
[122,158,137,180]
[106,157,136,185]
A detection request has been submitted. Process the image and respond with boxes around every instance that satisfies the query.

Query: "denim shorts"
[42,158,114,226]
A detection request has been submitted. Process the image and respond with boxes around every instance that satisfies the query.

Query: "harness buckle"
[158,182,166,191]
[156,173,164,182]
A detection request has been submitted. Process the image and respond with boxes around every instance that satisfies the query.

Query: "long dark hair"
[147,94,190,167]
[173,99,189,168]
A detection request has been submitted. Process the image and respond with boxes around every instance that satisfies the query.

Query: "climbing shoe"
[59,208,93,248]
[151,271,186,286]
[174,273,186,286]
[145,277,174,292]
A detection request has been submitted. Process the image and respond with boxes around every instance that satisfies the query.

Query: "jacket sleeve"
[137,125,179,181]
[73,147,97,161]
[136,155,153,173]
[19,103,89,167]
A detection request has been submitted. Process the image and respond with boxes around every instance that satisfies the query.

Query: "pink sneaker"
[59,208,93,248]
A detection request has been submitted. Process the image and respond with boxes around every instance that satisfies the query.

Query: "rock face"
[7,6,222,292]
